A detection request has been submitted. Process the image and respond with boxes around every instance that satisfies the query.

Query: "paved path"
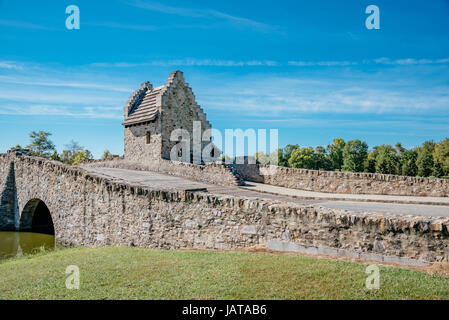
[84,167,210,192]
[316,201,449,217]
[242,181,449,206]
[83,167,449,217]
[83,167,319,205]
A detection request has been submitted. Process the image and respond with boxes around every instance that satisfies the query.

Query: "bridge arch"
[20,199,55,235]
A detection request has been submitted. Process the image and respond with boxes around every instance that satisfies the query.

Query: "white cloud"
[1,58,448,120]
[84,21,160,31]
[0,19,51,30]
[196,75,449,116]
[0,75,132,92]
[89,58,278,68]
[0,104,122,119]
[0,61,23,70]
[0,88,125,106]
[125,0,277,32]
[88,57,449,69]
[288,61,357,67]
[374,57,449,65]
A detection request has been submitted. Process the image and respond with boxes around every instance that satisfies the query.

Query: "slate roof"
[123,71,206,128]
[122,84,164,127]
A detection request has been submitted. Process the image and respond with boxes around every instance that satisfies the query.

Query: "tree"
[60,140,93,165]
[60,140,84,164]
[364,151,376,173]
[278,144,299,167]
[416,141,435,177]
[288,147,315,169]
[72,149,93,166]
[374,144,399,174]
[433,161,444,178]
[50,150,61,162]
[268,149,281,166]
[433,138,449,176]
[326,138,345,170]
[26,131,55,158]
[255,151,270,165]
[314,146,332,170]
[417,149,434,177]
[102,149,112,160]
[395,142,405,156]
[11,144,22,150]
[400,149,418,176]
[342,140,368,172]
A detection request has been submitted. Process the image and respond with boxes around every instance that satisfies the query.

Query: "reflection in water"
[0,232,55,260]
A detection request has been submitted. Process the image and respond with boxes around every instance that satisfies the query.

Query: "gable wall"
[160,73,212,162]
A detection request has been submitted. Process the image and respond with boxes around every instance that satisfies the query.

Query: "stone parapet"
[233,163,449,197]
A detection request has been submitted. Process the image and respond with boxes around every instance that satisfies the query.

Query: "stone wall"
[0,160,18,230]
[2,153,449,264]
[81,158,244,187]
[160,71,212,162]
[124,122,162,163]
[233,163,449,197]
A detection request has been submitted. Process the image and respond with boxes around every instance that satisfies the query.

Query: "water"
[0,232,55,260]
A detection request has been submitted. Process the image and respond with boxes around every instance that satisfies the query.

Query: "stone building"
[123,70,218,164]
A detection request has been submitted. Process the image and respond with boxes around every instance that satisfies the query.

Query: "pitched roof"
[122,71,208,128]
[122,82,164,127]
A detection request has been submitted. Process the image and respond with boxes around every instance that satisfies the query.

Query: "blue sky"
[0,0,448,157]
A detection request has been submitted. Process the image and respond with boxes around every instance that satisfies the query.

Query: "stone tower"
[122,71,215,164]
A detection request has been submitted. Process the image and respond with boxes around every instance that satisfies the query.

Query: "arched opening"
[20,199,54,235]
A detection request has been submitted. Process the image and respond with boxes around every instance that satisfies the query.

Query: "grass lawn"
[0,246,448,300]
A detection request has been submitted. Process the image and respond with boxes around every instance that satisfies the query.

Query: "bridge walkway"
[82,167,449,217]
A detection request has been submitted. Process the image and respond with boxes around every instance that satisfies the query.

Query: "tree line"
[256,138,449,178]
[11,131,112,166]
[11,131,449,178]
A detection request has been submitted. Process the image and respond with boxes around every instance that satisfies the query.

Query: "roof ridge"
[123,81,162,127]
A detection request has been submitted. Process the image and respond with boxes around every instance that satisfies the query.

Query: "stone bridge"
[2,150,449,265]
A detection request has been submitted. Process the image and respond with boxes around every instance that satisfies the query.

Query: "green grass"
[0,246,448,300]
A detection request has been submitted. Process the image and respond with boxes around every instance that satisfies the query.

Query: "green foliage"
[364,152,376,173]
[102,150,112,160]
[374,144,399,175]
[50,150,61,162]
[72,149,93,166]
[288,147,315,169]
[395,142,405,156]
[278,144,299,167]
[432,161,444,178]
[342,140,368,172]
[60,140,84,165]
[26,131,55,158]
[326,138,345,170]
[433,138,449,176]
[400,149,418,176]
[60,140,93,165]
[416,141,435,177]
[255,151,270,165]
[257,137,449,179]
[314,146,332,170]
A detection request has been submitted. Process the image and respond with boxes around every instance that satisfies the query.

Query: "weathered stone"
[234,163,449,197]
[373,240,385,253]
[281,230,290,240]
[241,225,258,235]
